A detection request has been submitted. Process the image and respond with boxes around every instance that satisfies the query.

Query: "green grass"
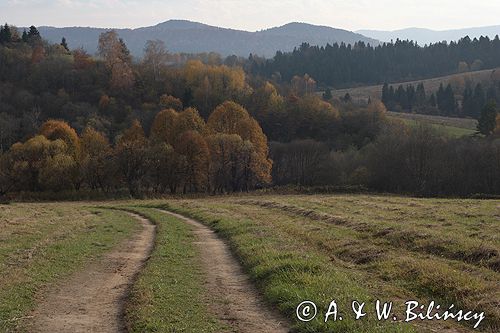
[115,206,226,333]
[1,196,498,333]
[152,194,499,333]
[0,203,139,332]
[388,113,477,137]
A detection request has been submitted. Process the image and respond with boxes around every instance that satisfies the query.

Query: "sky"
[1,0,500,31]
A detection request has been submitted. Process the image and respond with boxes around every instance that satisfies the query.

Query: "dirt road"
[159,210,290,333]
[29,212,155,333]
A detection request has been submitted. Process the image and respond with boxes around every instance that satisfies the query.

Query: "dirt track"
[28,209,289,332]
[159,210,290,333]
[29,212,155,333]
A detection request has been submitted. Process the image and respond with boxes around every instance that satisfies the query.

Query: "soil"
[28,212,155,333]
[159,210,290,333]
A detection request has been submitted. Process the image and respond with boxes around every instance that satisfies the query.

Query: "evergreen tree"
[470,83,486,119]
[21,30,28,43]
[0,24,12,44]
[395,85,407,110]
[429,93,437,107]
[443,84,456,115]
[343,93,352,103]
[406,85,416,110]
[26,26,41,44]
[416,83,426,106]
[477,101,498,135]
[61,37,69,51]
[322,88,333,101]
[382,83,390,105]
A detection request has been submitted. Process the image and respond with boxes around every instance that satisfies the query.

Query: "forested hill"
[252,36,500,88]
[358,26,500,45]
[36,20,378,58]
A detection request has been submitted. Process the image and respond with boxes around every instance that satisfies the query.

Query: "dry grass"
[158,194,500,332]
[330,67,500,103]
[0,203,139,332]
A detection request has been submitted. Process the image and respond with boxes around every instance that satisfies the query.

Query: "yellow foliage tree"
[159,94,183,111]
[173,107,206,142]
[150,108,178,145]
[39,120,80,156]
[81,127,113,191]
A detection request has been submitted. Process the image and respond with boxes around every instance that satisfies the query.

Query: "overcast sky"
[2,0,500,31]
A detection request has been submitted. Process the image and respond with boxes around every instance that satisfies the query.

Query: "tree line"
[271,122,500,196]
[0,101,271,196]
[381,78,500,132]
[250,36,500,88]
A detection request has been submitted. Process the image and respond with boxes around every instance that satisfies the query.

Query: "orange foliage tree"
[207,101,272,190]
[39,120,80,156]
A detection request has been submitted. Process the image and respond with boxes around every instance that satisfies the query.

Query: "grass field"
[0,195,498,332]
[158,195,499,332]
[387,111,478,138]
[0,203,140,332]
[330,67,500,103]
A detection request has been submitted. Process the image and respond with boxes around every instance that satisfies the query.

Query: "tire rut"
[29,212,155,333]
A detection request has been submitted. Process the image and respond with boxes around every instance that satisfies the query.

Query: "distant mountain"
[35,20,379,58]
[358,26,500,45]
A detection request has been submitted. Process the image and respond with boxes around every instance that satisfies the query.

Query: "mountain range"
[36,20,500,59]
[37,20,378,58]
[358,26,500,45]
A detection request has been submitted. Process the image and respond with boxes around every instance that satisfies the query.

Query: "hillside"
[37,20,379,58]
[330,67,500,103]
[358,25,500,45]
[387,112,478,138]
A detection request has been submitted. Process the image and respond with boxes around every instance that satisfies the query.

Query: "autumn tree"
[206,134,247,192]
[150,108,178,145]
[0,151,16,196]
[291,74,317,96]
[159,94,183,111]
[207,101,272,189]
[173,107,206,144]
[145,142,176,193]
[143,39,169,81]
[98,31,134,91]
[80,127,114,191]
[176,131,210,192]
[72,48,94,70]
[6,136,70,191]
[115,120,148,196]
[493,114,500,137]
[39,153,78,191]
[247,81,285,135]
[39,120,80,156]
[183,60,249,117]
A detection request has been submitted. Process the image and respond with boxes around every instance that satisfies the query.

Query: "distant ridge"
[35,19,379,58]
[358,25,500,45]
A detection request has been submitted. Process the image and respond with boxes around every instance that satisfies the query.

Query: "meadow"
[0,194,498,332]
[387,111,478,137]
[330,67,500,104]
